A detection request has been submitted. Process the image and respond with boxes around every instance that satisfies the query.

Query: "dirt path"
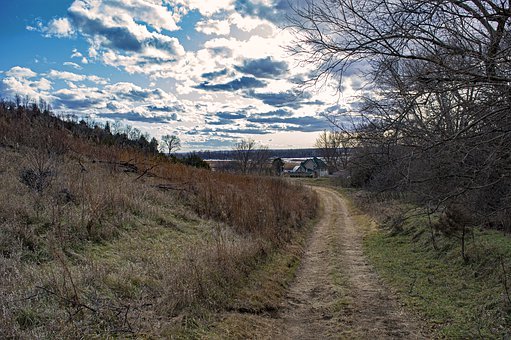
[276,187,425,339]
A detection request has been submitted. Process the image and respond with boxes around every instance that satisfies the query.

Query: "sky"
[0,0,356,151]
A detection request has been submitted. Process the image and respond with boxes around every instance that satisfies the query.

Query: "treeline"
[188,148,321,160]
[0,98,208,169]
[0,98,159,153]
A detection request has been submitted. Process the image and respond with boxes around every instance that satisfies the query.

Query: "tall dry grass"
[0,106,318,337]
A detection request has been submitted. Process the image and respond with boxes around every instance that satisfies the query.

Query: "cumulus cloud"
[105,82,174,102]
[228,12,269,32]
[5,66,37,79]
[0,66,189,126]
[195,19,231,36]
[54,87,106,110]
[71,49,84,59]
[244,89,309,109]
[44,18,75,37]
[247,115,330,132]
[35,78,53,91]
[254,108,293,117]
[61,0,185,74]
[234,0,292,24]
[201,68,228,80]
[202,126,271,135]
[10,0,351,149]
[47,69,108,84]
[234,56,287,78]
[217,111,247,120]
[168,0,235,16]
[195,76,266,92]
[98,112,179,124]
[26,17,75,37]
[1,67,53,100]
[68,0,183,54]
[48,70,86,82]
[48,81,187,120]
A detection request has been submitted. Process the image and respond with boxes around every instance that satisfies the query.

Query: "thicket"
[292,0,511,240]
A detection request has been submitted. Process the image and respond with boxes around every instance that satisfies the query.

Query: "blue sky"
[0,0,355,150]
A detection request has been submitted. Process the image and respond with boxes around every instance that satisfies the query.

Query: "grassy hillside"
[0,104,318,337]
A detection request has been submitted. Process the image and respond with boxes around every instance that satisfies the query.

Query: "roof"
[300,157,327,170]
[313,157,328,169]
[283,162,300,171]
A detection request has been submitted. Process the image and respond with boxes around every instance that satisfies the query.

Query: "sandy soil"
[275,187,426,339]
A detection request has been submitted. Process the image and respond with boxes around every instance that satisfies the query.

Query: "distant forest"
[185,148,321,160]
[0,97,210,169]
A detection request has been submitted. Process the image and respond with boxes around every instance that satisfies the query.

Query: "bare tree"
[233,138,256,174]
[252,145,271,174]
[315,130,353,172]
[161,134,181,155]
[290,1,511,89]
[232,138,270,174]
[290,0,511,232]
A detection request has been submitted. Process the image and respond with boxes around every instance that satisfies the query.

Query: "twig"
[134,164,158,181]
[5,291,42,304]
[35,286,96,313]
[154,184,188,191]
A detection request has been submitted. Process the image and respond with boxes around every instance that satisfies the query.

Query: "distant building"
[289,157,329,178]
[283,162,300,174]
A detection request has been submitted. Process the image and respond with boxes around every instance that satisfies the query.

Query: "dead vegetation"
[0,102,318,337]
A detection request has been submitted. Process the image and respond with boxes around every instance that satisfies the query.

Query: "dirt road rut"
[276,187,425,339]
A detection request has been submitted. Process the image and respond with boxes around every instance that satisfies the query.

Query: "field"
[0,107,318,337]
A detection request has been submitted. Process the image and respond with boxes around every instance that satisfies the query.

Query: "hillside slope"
[0,103,318,337]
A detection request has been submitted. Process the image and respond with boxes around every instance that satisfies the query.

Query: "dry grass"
[0,109,318,337]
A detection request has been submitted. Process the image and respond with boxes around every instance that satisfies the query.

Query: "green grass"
[305,180,511,338]
[364,218,511,338]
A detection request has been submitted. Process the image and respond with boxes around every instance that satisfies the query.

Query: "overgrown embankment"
[345,189,511,338]
[0,104,318,337]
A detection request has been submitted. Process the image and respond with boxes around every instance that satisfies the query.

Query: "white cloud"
[47,69,107,84]
[48,69,86,82]
[71,49,83,58]
[5,66,37,79]
[62,0,186,74]
[35,78,53,91]
[229,13,269,32]
[63,62,83,70]
[87,75,107,84]
[1,67,54,101]
[26,17,75,38]
[44,17,75,37]
[195,19,231,36]
[167,0,235,16]
[2,77,41,99]
[88,47,98,58]
[7,0,353,150]
[115,0,180,32]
